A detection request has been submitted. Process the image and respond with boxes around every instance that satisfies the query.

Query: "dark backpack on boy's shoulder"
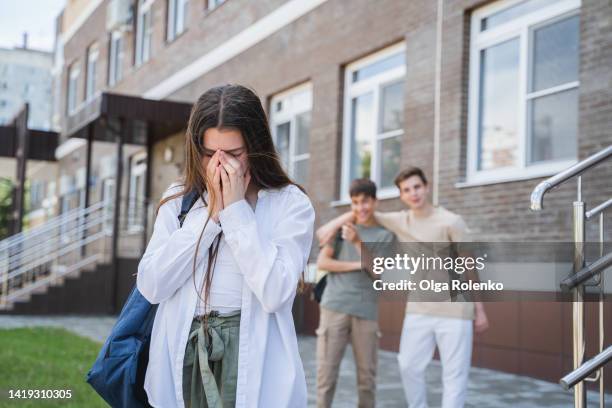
[312,230,344,303]
[86,190,199,407]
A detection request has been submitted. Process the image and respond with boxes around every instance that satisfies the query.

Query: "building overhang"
[0,126,58,161]
[62,92,193,145]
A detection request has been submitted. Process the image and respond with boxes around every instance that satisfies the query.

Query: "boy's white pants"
[397,313,473,408]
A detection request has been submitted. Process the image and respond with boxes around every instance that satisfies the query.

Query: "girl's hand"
[218,151,251,207]
[205,150,223,222]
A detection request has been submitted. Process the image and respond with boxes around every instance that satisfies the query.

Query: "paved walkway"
[0,315,607,407]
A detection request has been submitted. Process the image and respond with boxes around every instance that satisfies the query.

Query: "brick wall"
[60,0,612,245]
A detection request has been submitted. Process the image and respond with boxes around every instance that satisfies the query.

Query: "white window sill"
[455,159,578,188]
[126,226,145,234]
[330,187,399,207]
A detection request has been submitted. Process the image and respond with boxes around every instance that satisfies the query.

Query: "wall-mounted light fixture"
[163,146,174,163]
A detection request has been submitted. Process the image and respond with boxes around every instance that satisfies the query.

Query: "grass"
[0,327,108,407]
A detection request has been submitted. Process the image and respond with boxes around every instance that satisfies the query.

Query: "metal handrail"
[0,201,111,308]
[4,214,103,269]
[8,215,106,276]
[560,346,612,391]
[4,208,104,264]
[560,252,612,291]
[0,204,87,249]
[0,201,106,251]
[587,198,612,220]
[0,202,106,269]
[5,230,108,281]
[530,146,612,211]
[529,144,612,408]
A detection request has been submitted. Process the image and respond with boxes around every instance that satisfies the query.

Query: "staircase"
[0,201,112,313]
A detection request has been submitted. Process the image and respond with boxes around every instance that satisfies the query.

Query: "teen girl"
[136,84,315,408]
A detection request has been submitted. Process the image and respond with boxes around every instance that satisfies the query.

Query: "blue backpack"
[86,190,199,407]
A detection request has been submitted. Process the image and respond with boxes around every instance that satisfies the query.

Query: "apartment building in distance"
[3,0,611,391]
[0,41,53,130]
[0,37,57,230]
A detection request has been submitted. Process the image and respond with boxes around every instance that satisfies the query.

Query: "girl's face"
[201,127,249,173]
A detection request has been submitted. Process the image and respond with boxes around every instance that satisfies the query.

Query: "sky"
[0,0,66,52]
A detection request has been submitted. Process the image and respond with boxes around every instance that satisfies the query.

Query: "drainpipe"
[110,118,124,314]
[13,104,29,235]
[81,123,93,257]
[142,122,153,252]
[432,0,443,206]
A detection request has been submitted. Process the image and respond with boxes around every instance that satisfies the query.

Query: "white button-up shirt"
[136,182,315,408]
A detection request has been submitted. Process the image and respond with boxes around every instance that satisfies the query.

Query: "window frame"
[108,30,124,86]
[127,152,147,232]
[101,178,116,235]
[167,0,189,42]
[207,0,225,11]
[340,42,406,201]
[136,0,154,66]
[67,63,80,114]
[466,0,581,185]
[85,43,99,101]
[269,82,313,185]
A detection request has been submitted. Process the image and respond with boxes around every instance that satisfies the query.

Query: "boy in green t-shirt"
[315,178,394,408]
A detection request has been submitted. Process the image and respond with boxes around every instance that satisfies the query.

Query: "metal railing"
[530,145,612,408]
[0,201,111,308]
[561,346,612,391]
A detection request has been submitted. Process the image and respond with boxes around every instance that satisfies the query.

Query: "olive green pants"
[182,310,241,408]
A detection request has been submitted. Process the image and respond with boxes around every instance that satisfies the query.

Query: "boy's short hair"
[349,178,377,199]
[394,167,428,188]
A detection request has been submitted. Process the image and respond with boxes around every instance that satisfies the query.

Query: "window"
[467,0,580,184]
[167,0,189,41]
[136,0,154,66]
[108,31,124,86]
[341,43,406,199]
[101,178,116,234]
[30,181,46,210]
[67,63,80,114]
[270,83,313,186]
[85,43,99,101]
[207,0,225,10]
[128,152,147,231]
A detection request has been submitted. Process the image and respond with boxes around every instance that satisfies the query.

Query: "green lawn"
[0,327,108,407]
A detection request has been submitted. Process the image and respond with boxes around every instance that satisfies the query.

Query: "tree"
[0,178,13,239]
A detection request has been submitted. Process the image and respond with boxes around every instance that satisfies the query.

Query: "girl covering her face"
[137,84,315,408]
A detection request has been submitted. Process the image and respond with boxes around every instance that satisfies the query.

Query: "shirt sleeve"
[136,185,222,304]
[218,190,315,314]
[373,210,405,235]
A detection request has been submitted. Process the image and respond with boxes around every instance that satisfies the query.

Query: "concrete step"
[1,260,109,314]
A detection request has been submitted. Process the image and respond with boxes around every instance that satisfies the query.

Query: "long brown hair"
[155,84,305,316]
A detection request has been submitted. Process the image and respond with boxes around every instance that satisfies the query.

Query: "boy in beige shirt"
[317,167,489,408]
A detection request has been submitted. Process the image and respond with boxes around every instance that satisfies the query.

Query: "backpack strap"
[178,190,200,228]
